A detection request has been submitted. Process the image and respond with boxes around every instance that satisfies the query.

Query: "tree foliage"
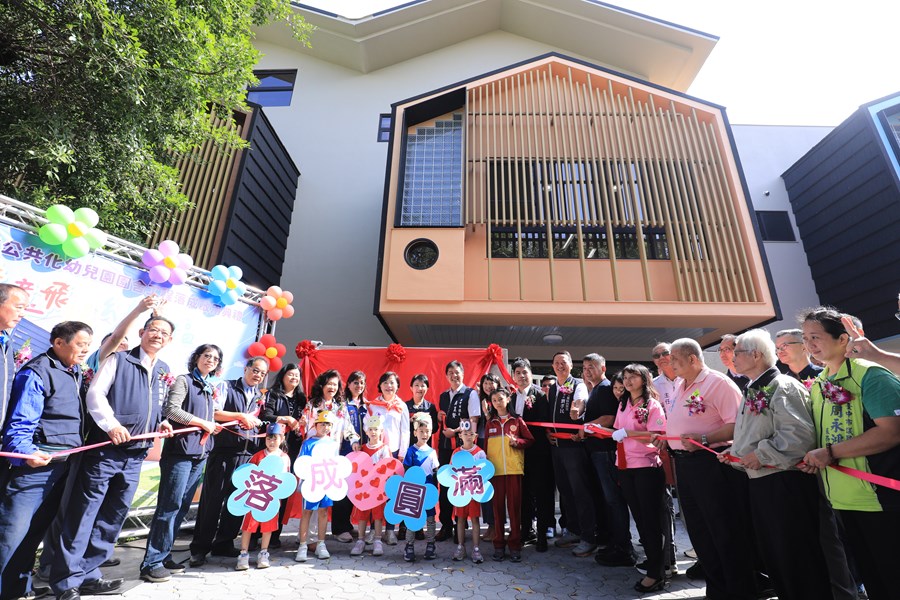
[0,0,311,242]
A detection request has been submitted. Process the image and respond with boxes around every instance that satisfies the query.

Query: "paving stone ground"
[71,510,709,600]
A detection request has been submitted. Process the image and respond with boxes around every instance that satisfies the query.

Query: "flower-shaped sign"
[248,334,286,373]
[384,466,439,529]
[141,240,193,285]
[38,204,107,259]
[436,450,494,507]
[346,452,405,511]
[293,438,352,503]
[206,264,245,306]
[295,339,319,360]
[227,454,297,523]
[259,286,294,321]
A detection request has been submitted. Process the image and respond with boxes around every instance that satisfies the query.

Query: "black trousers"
[331,497,354,535]
[674,451,756,600]
[838,509,900,600]
[619,466,668,580]
[189,451,250,555]
[748,471,832,600]
[521,451,555,536]
[550,443,596,543]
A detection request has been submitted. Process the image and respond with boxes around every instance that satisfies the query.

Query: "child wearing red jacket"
[484,388,534,562]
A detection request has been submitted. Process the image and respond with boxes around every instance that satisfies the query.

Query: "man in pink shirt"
[653,338,756,600]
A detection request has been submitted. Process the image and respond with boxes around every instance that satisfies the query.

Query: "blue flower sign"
[436,451,494,507]
[384,466,439,529]
[227,454,297,523]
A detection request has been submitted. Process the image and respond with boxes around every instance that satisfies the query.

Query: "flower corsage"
[744,386,772,416]
[684,390,706,416]
[821,380,853,406]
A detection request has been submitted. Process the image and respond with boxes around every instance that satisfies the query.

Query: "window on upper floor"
[756,210,796,242]
[377,114,392,142]
[247,70,297,107]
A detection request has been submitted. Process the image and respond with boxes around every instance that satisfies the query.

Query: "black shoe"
[535,534,548,553]
[79,578,124,594]
[210,545,240,558]
[492,549,505,561]
[634,578,668,594]
[435,527,452,542]
[163,559,185,573]
[57,589,80,600]
[188,554,206,567]
[521,530,537,546]
[686,562,705,581]
[415,530,425,540]
[424,542,437,560]
[404,542,416,562]
[99,557,120,568]
[509,551,522,563]
[594,547,637,567]
[140,566,171,583]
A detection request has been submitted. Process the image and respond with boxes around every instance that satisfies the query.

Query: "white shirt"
[86,348,157,432]
[652,372,681,415]
[367,401,411,458]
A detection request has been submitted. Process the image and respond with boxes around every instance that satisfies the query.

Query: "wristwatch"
[701,434,709,447]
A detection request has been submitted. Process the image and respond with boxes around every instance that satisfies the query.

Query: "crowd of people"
[0,281,898,600]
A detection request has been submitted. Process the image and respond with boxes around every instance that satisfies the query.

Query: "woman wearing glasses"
[140,344,224,583]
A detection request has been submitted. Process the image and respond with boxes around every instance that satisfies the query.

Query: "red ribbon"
[385,343,407,363]
[295,340,319,359]
[486,343,516,387]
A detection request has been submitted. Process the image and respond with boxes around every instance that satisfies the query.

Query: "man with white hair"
[726,329,832,599]
[717,334,749,392]
[655,338,756,600]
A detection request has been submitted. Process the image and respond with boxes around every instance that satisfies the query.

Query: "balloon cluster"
[206,265,246,306]
[248,334,287,372]
[38,205,107,259]
[141,240,193,285]
[259,286,294,321]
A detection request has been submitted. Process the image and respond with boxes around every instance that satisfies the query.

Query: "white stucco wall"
[253,31,569,348]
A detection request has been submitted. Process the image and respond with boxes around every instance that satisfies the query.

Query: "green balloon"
[73,207,99,228]
[38,223,68,245]
[45,204,74,225]
[61,237,89,258]
[83,229,106,250]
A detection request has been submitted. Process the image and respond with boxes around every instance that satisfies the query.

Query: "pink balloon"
[267,308,283,321]
[169,269,189,285]
[282,291,294,303]
[148,265,170,284]
[282,305,295,319]
[158,240,180,256]
[260,297,276,310]
[266,286,283,297]
[178,255,194,270]
[142,249,163,266]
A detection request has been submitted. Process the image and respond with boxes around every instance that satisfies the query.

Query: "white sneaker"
[364,530,375,545]
[350,540,366,556]
[235,551,249,571]
[295,545,308,562]
[256,550,270,569]
[546,527,555,539]
[372,540,384,556]
[384,530,398,545]
[315,541,330,560]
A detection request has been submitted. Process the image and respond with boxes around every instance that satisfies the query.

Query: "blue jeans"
[49,447,147,594]
[0,461,70,599]
[141,455,206,571]
[589,450,632,549]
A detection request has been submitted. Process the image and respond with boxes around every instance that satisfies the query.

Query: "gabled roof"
[259,0,717,91]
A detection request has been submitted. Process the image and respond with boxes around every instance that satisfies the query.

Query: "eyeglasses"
[717,347,734,353]
[247,367,268,376]
[775,342,803,352]
[145,327,172,339]
[200,353,220,363]
[733,349,753,356]
[652,350,670,359]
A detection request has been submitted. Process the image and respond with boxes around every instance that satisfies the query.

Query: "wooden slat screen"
[466,62,759,303]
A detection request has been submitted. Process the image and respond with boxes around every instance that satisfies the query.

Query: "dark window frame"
[377,113,392,142]
[247,70,297,107]
[755,210,796,242]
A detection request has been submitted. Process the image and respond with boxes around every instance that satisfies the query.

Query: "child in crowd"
[350,415,393,557]
[237,423,291,570]
[402,413,440,562]
[295,411,337,562]
[484,388,534,562]
[452,421,485,564]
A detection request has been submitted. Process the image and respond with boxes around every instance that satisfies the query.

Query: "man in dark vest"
[49,315,175,600]
[436,360,480,541]
[0,283,29,434]
[0,321,92,600]
[188,357,265,565]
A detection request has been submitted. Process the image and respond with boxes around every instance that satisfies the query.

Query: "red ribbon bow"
[385,343,407,363]
[295,339,319,359]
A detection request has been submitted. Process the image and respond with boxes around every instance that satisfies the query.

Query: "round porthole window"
[404,238,439,270]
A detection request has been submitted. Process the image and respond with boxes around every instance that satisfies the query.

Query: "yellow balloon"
[265,347,278,359]
[275,297,288,309]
